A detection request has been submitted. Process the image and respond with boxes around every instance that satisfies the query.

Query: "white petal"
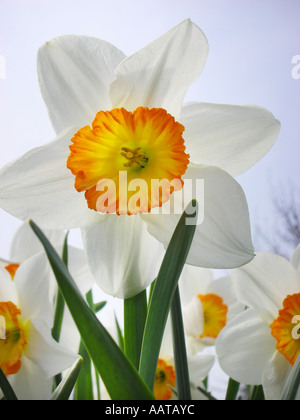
[182,296,204,337]
[0,266,18,303]
[0,128,106,229]
[14,252,53,326]
[110,19,208,118]
[68,246,95,295]
[291,243,300,272]
[81,214,164,298]
[142,163,254,269]
[179,265,213,305]
[188,354,215,386]
[38,35,126,134]
[206,276,244,321]
[9,356,52,401]
[262,351,292,400]
[180,102,280,176]
[216,309,276,385]
[25,320,79,378]
[232,253,300,324]
[10,221,65,262]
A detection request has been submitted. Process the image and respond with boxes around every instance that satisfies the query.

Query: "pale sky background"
[0,0,299,399]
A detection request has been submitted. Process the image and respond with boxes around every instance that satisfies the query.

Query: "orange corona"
[67,107,189,215]
[270,293,300,366]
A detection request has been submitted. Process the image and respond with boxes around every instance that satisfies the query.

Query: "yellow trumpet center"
[67,107,189,215]
[270,293,300,366]
[153,358,176,400]
[198,293,228,339]
[0,301,27,376]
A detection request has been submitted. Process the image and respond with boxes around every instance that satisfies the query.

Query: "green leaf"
[281,353,300,400]
[94,301,107,313]
[0,368,18,400]
[139,200,198,390]
[124,289,148,369]
[74,342,94,400]
[50,358,83,400]
[52,232,68,389]
[225,377,240,400]
[251,385,265,400]
[115,313,124,352]
[170,286,191,400]
[29,220,154,401]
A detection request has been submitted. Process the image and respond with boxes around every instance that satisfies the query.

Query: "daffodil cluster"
[0,19,298,401]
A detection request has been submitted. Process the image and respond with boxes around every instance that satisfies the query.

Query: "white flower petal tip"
[143,164,255,270]
[37,35,126,133]
[110,19,209,118]
[181,102,281,177]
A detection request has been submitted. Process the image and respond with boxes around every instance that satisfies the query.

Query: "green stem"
[124,289,148,370]
[170,286,191,400]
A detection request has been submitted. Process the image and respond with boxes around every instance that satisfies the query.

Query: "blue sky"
[0,0,300,259]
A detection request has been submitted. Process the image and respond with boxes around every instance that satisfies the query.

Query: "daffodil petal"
[182,296,204,337]
[25,320,79,378]
[216,309,276,385]
[142,163,254,269]
[291,243,300,272]
[9,356,52,401]
[10,221,65,263]
[180,102,280,176]
[14,253,53,327]
[232,253,300,324]
[0,128,106,230]
[205,276,244,321]
[0,266,18,303]
[68,246,94,295]
[81,214,164,298]
[179,265,213,305]
[188,354,215,386]
[110,19,208,118]
[37,35,126,134]
[262,351,292,400]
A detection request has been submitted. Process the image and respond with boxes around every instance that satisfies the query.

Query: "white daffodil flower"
[0,20,280,298]
[216,244,300,400]
[0,221,96,359]
[180,265,244,352]
[0,221,94,299]
[0,254,79,400]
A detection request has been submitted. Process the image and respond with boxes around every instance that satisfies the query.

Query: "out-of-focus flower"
[0,20,280,298]
[0,221,94,299]
[216,244,300,400]
[153,318,215,400]
[181,266,244,352]
[0,254,78,400]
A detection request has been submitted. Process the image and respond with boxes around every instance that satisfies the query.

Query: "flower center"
[270,293,300,366]
[0,302,27,376]
[67,107,189,215]
[4,264,20,280]
[153,358,176,400]
[198,293,228,339]
[120,147,148,168]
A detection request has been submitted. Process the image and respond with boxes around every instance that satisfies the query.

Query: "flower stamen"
[120,147,148,168]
